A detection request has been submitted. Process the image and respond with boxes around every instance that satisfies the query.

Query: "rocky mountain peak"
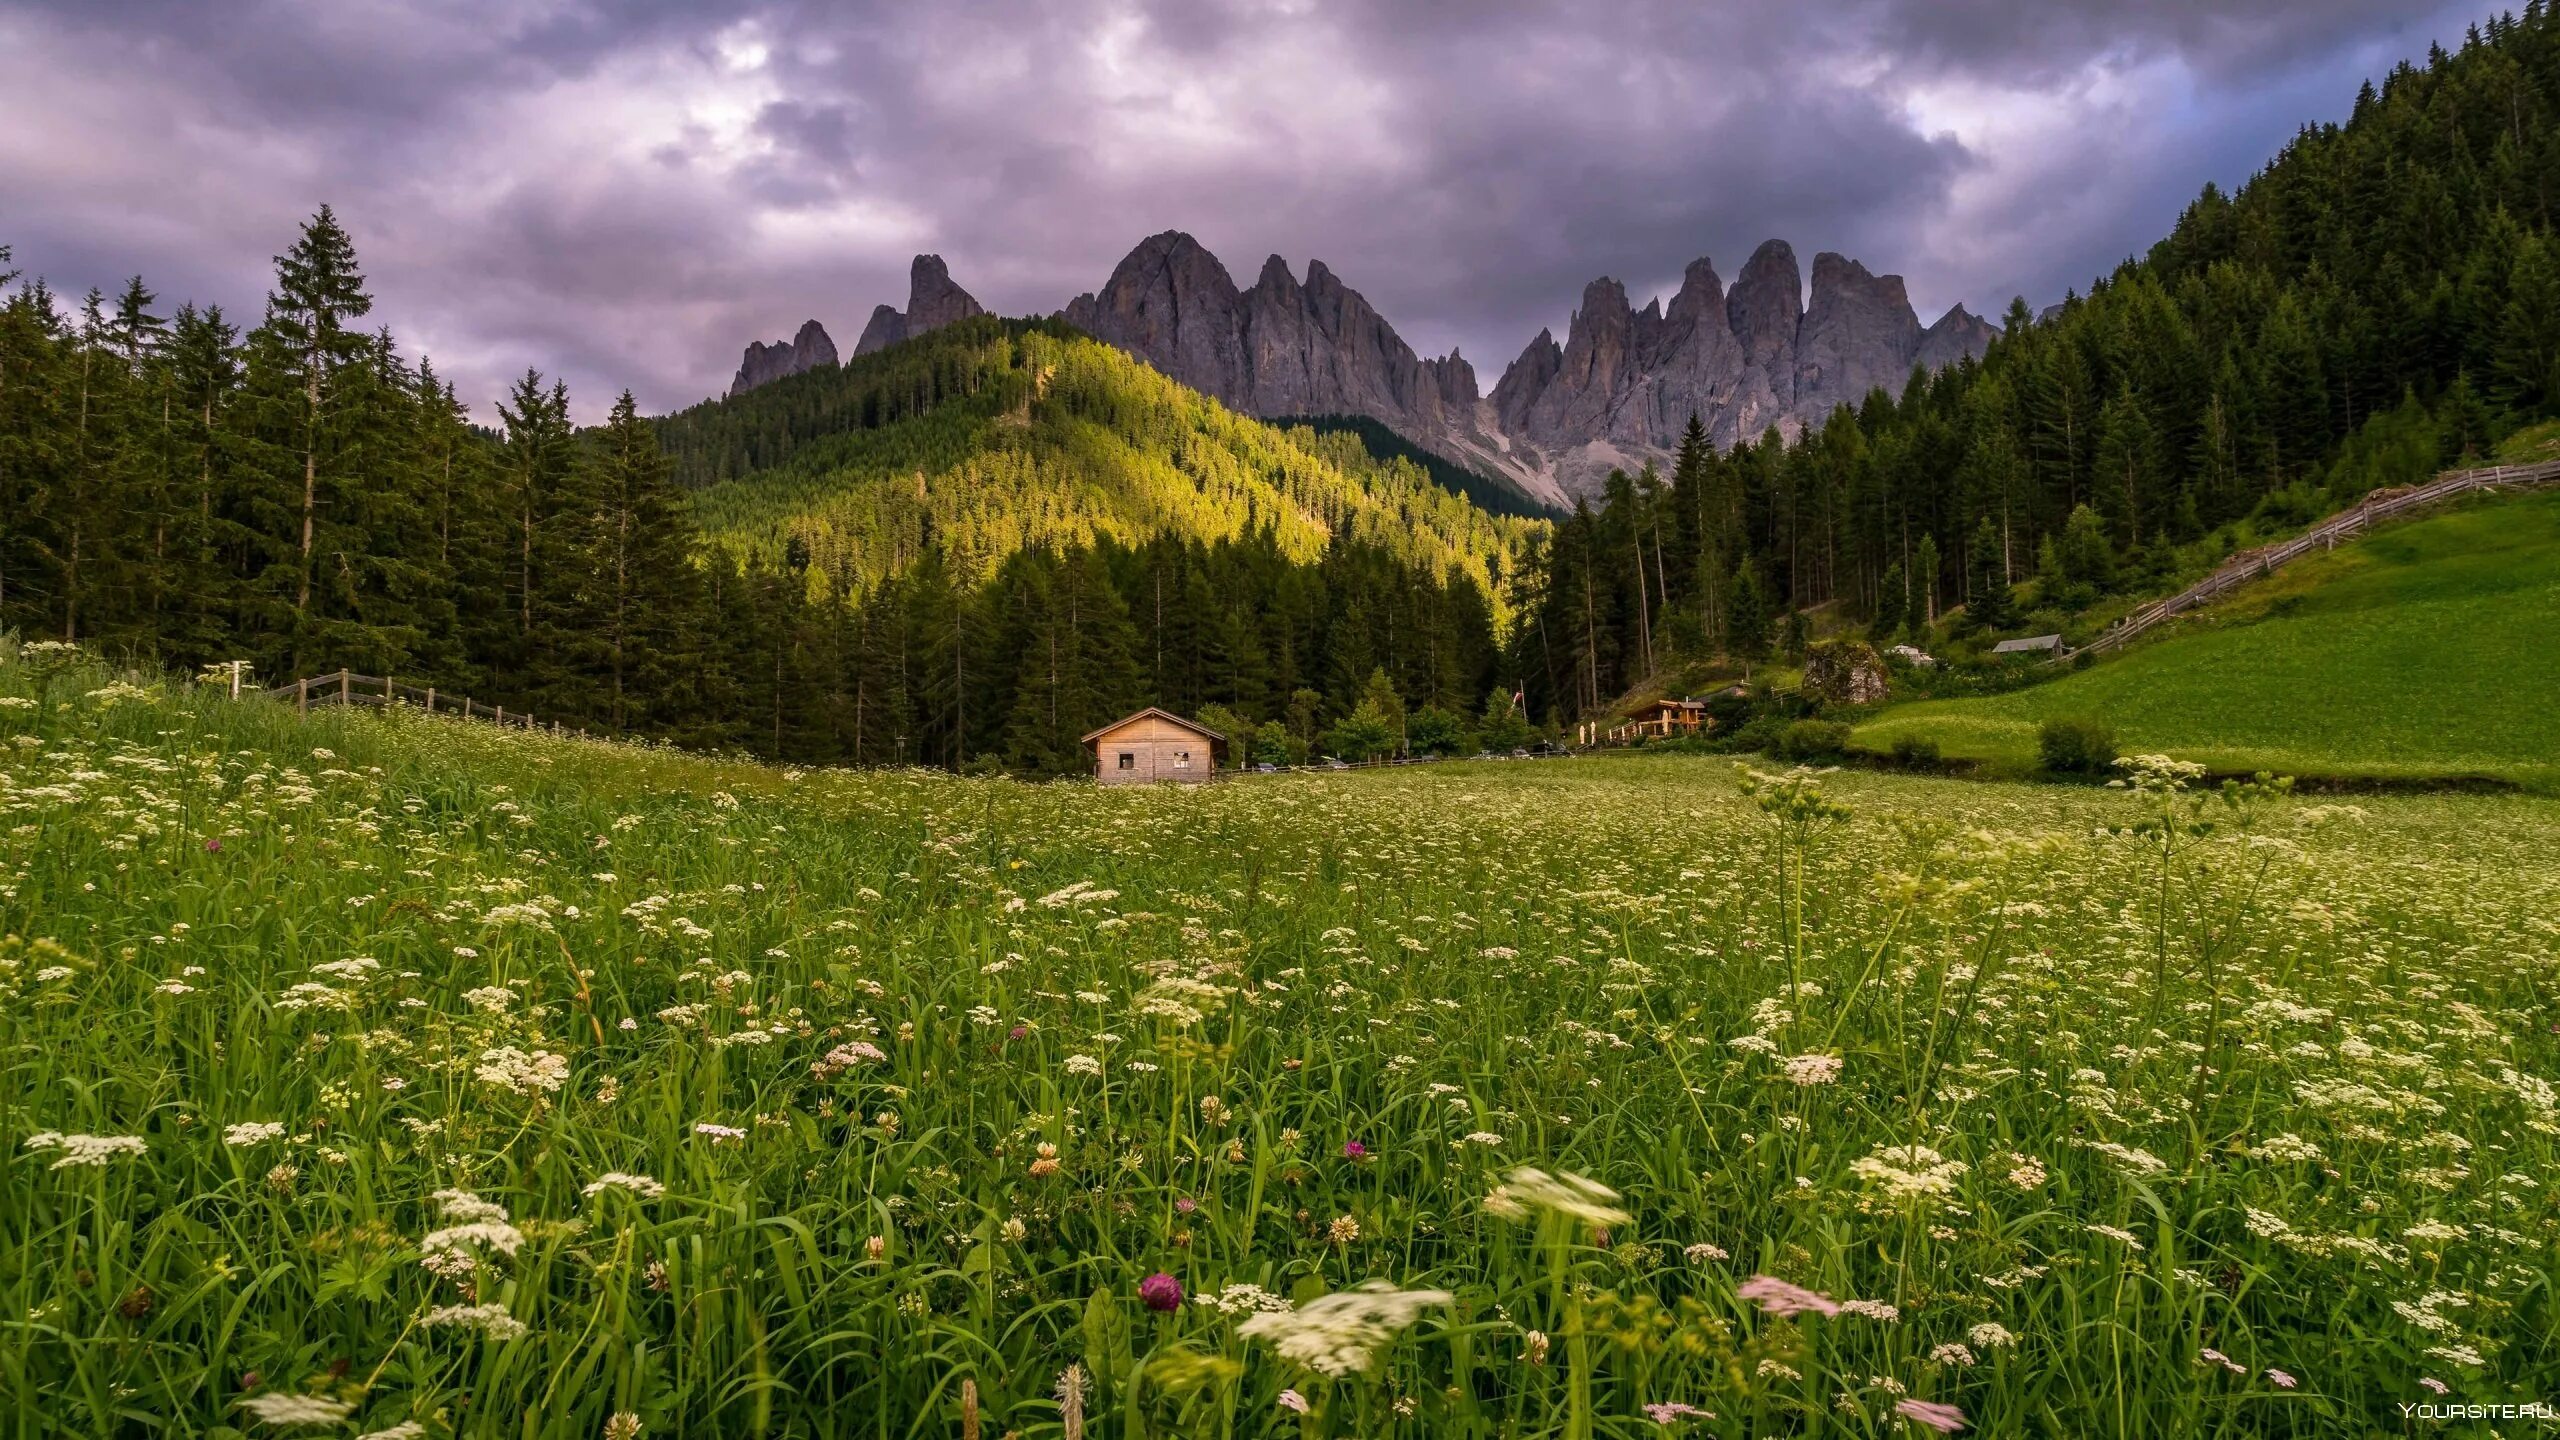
[1665,257,1726,334]
[1917,302,2000,371]
[1422,348,1478,411]
[1794,251,1924,420]
[716,230,2002,509]
[904,253,985,333]
[1252,253,1302,302]
[1727,240,1803,406]
[854,253,987,356]
[728,318,838,398]
[1063,230,1249,402]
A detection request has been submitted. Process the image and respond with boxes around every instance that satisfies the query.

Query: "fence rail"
[254,669,580,735]
[2066,457,2560,660]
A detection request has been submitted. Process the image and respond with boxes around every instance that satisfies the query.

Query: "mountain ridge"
[738,233,2004,506]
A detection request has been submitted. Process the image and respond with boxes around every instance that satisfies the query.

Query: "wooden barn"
[1083,708,1229,785]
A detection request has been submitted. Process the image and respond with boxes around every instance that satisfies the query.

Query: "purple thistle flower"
[1341,1140,1367,1160]
[1138,1272,1182,1312]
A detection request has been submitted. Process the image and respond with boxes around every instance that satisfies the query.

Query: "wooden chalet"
[1083,708,1229,785]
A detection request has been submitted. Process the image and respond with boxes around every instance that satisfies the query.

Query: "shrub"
[1776,719,1852,761]
[1889,733,1943,769]
[1723,714,1789,756]
[2038,716,2118,775]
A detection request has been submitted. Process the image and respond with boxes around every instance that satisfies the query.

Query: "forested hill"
[1516,6,2560,721]
[656,316,1542,610]
[0,213,1535,772]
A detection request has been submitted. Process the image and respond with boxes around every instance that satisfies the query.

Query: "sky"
[0,0,2494,423]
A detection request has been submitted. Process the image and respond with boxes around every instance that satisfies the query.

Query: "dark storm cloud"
[0,0,2491,423]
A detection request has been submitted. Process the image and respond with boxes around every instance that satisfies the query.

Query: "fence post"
[298,677,309,715]
[425,686,435,714]
[340,670,351,704]
[495,704,503,725]
[386,674,394,706]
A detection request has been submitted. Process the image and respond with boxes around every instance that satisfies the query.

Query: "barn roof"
[1991,633,2065,654]
[1080,707,1230,749]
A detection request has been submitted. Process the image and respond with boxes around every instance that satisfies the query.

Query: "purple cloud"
[0,0,2490,422]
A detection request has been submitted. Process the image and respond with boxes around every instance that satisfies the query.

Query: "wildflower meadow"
[3,642,2554,1437]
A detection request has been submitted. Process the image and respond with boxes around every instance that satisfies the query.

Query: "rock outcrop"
[728,319,838,398]
[724,233,2011,506]
[1480,243,2006,493]
[1063,231,1513,489]
[1059,231,2007,503]
[854,254,986,356]
[1725,240,1803,413]
[1801,638,1892,707]
[1793,252,1924,421]
[1917,303,2000,372]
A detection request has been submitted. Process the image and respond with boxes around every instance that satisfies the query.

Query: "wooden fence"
[256,669,582,736]
[2066,457,2560,660]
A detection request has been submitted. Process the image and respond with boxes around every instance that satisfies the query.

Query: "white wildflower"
[1482,1167,1630,1225]
[1236,1281,1453,1377]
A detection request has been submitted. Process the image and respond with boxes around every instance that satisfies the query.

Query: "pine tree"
[161,303,243,664]
[1965,517,2020,633]
[242,206,376,670]
[2092,383,2162,545]
[2495,231,2560,409]
[494,370,574,693]
[1873,560,1907,638]
[576,390,702,731]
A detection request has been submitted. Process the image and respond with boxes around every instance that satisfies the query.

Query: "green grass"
[4,643,2557,1437]
[1853,487,2560,788]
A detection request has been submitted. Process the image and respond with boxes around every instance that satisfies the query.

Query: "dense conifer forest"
[0,219,1522,770]
[1510,7,2560,719]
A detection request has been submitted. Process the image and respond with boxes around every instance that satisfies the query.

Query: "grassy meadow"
[4,642,2557,1437]
[1850,488,2560,790]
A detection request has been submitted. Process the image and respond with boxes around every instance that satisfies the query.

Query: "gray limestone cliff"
[1062,231,2007,502]
[728,319,837,398]
[724,233,2012,507]
[853,254,986,357]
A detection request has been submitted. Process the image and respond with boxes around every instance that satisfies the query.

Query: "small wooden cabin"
[1603,697,1708,743]
[1083,708,1229,785]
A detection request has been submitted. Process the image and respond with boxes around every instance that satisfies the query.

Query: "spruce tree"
[578,390,702,732]
[242,206,376,670]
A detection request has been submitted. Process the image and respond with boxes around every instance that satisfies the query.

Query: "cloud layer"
[0,0,2488,421]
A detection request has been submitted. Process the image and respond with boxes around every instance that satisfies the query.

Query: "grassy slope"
[1852,487,2560,788]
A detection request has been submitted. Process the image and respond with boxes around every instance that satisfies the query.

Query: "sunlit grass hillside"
[1853,487,2560,789]
[660,317,1540,605]
[4,640,2556,1437]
